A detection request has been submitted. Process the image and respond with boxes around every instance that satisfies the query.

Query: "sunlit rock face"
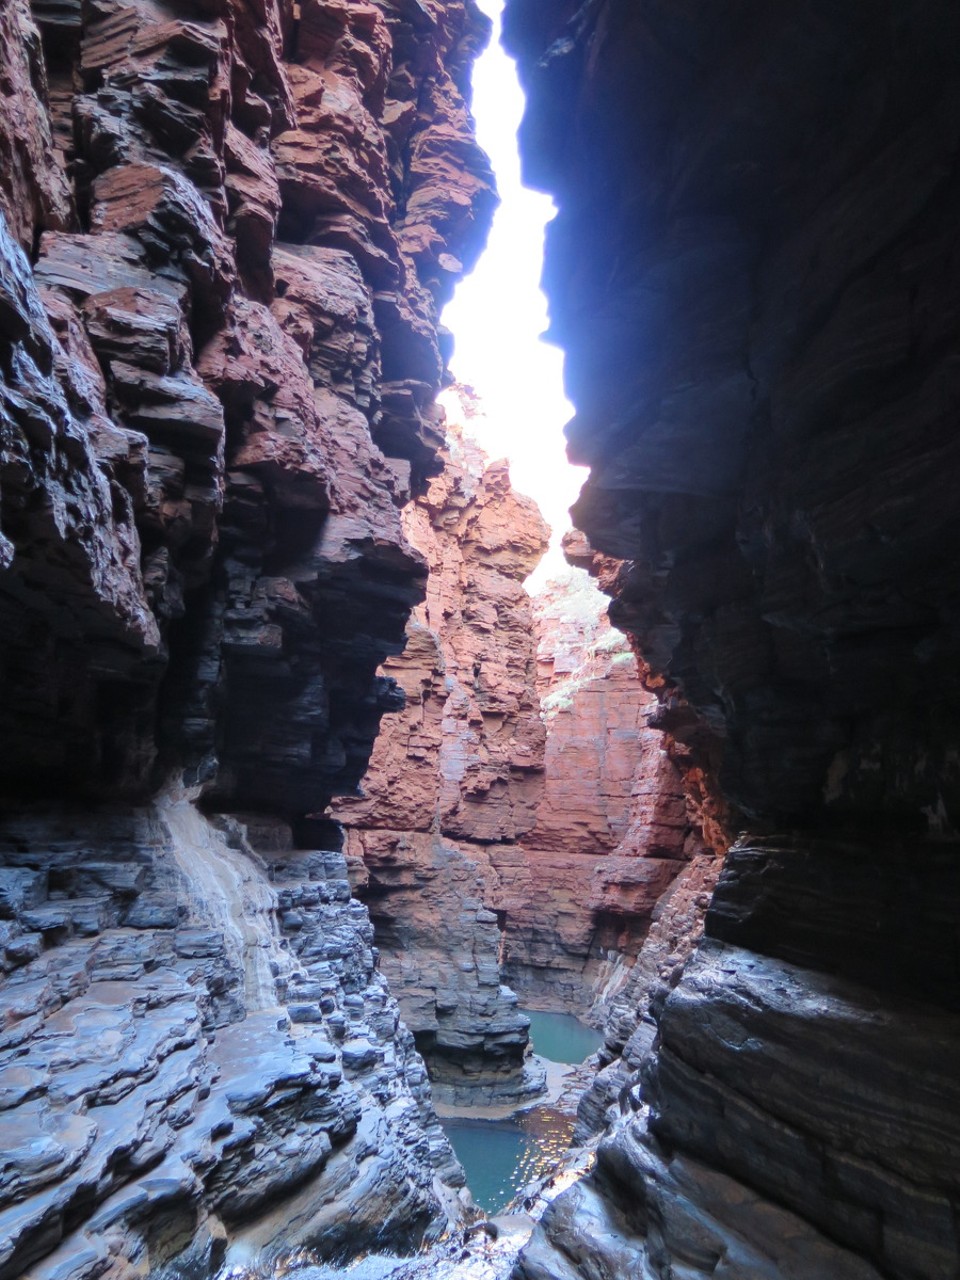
[0,0,494,1273]
[334,408,712,1108]
[494,568,696,1015]
[504,2,960,1277]
[335,416,552,1108]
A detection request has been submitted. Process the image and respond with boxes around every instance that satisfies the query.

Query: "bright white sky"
[440,0,586,589]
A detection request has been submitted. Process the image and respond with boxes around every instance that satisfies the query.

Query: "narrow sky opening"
[440,0,586,590]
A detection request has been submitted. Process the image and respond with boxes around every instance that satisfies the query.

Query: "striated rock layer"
[335,410,552,1107]
[336,399,712,1108]
[0,0,495,1273]
[497,566,696,1016]
[1,799,461,1280]
[504,1,960,1278]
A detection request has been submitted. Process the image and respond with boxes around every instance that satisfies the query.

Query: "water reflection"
[283,1258,410,1280]
[524,1010,603,1065]
[440,1106,574,1215]
[440,1009,600,1214]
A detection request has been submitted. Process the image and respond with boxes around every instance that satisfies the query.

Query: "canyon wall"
[0,0,495,1274]
[504,2,960,1278]
[335,397,715,1110]
[335,412,552,1107]
[502,564,695,1015]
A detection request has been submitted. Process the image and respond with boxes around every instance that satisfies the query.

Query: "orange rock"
[336,401,710,1077]
[334,405,549,1104]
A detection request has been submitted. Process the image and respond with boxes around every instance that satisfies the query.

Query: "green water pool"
[440,1108,575,1215]
[439,1009,603,1214]
[524,1009,603,1065]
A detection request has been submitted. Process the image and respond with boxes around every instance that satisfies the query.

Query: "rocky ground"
[0,799,467,1280]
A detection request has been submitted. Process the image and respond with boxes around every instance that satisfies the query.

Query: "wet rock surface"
[0,0,493,1271]
[503,1,960,1276]
[0,800,463,1280]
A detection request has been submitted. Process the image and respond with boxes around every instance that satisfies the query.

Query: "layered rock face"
[1,0,494,812]
[335,405,711,1105]
[0,801,461,1280]
[335,415,552,1106]
[497,567,694,1014]
[0,0,494,1272]
[504,2,960,1277]
[534,546,726,1145]
[505,0,960,836]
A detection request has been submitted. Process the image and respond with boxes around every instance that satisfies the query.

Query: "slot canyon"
[0,2,957,1279]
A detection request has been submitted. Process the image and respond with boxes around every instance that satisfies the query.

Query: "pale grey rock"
[0,798,465,1280]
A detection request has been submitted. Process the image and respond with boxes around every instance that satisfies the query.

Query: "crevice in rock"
[4,1,958,1278]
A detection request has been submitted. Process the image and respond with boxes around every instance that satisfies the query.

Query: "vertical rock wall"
[335,412,552,1107]
[337,400,714,1107]
[0,0,497,1274]
[493,566,694,1014]
[1,0,495,810]
[503,2,960,1277]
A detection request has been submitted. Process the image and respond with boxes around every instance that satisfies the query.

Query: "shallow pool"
[439,1009,602,1214]
[523,1009,603,1065]
[440,1106,575,1215]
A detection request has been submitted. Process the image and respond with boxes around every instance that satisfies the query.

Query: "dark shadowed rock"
[503,1,960,1276]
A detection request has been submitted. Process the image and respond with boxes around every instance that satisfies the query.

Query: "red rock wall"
[338,417,549,843]
[335,409,552,1105]
[0,0,494,820]
[0,2,496,1274]
[337,402,712,1076]
[486,568,698,1013]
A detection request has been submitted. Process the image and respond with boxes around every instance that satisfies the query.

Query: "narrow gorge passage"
[1,2,959,1279]
[318,1,711,1226]
[0,0,705,1272]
